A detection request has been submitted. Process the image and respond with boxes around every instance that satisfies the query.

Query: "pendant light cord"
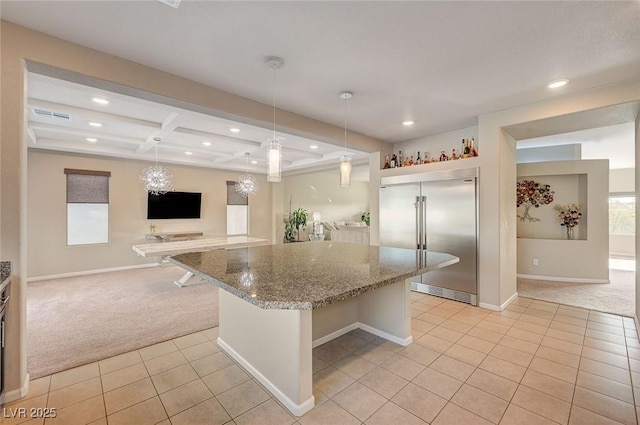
[272,65,277,141]
[343,96,347,154]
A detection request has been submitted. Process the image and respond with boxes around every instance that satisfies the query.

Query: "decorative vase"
[566,226,574,240]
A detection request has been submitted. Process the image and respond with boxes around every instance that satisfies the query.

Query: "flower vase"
[566,226,574,240]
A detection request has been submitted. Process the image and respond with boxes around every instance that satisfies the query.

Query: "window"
[226,181,248,235]
[609,194,635,235]
[65,169,110,245]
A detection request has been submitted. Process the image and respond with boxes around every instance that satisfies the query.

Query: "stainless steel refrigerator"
[379,168,478,305]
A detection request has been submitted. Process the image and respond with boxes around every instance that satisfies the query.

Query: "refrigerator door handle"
[420,196,427,250]
[414,196,421,249]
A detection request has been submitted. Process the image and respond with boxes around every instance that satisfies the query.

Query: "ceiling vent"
[31,107,71,121]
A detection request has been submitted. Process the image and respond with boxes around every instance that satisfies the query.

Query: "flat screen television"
[147,191,202,219]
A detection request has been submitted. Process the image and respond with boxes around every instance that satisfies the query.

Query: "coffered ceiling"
[27,73,369,173]
[3,1,640,172]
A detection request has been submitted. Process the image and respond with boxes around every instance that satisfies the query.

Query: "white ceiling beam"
[29,98,162,129]
[258,140,325,160]
[173,127,261,148]
[32,138,245,170]
[157,142,235,158]
[135,112,180,154]
[211,149,263,164]
[29,122,144,146]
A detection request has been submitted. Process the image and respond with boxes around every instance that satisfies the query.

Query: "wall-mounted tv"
[147,191,202,219]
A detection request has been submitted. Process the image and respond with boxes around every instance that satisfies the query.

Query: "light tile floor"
[4,294,640,425]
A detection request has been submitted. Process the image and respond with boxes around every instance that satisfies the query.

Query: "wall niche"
[517,173,588,240]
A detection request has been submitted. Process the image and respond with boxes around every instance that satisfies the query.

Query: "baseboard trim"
[217,337,315,417]
[500,292,519,310]
[478,302,500,311]
[312,322,413,348]
[0,373,30,405]
[517,274,609,284]
[312,323,359,348]
[28,263,160,282]
[358,323,413,347]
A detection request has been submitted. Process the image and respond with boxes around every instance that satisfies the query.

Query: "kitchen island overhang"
[170,241,458,416]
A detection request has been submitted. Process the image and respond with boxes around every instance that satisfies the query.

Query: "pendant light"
[235,152,259,197]
[266,57,283,183]
[139,142,174,195]
[339,91,353,188]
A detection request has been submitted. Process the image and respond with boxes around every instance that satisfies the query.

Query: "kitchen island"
[170,241,458,416]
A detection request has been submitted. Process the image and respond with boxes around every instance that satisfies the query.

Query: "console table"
[133,236,270,286]
[145,231,204,242]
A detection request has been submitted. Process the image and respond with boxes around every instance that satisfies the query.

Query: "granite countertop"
[170,241,458,310]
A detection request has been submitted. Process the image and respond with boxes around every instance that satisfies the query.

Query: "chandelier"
[339,91,353,188]
[140,144,173,195]
[235,152,259,197]
[266,57,283,183]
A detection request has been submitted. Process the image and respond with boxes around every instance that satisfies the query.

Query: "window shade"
[66,173,110,203]
[226,181,248,205]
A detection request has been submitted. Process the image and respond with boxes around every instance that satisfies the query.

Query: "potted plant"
[361,211,370,226]
[290,207,308,242]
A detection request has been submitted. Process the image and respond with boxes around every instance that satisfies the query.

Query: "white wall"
[611,168,635,193]
[636,112,640,326]
[516,160,609,282]
[27,150,274,278]
[280,164,370,242]
[517,144,582,164]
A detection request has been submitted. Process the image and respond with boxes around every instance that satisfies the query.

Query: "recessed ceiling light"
[86,137,97,143]
[310,145,318,150]
[402,120,415,126]
[89,122,102,127]
[185,151,193,155]
[92,97,110,105]
[202,141,212,146]
[158,0,181,8]
[230,128,240,133]
[547,79,569,89]
[250,160,258,165]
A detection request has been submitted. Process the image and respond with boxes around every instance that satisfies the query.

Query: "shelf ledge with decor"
[380,156,480,178]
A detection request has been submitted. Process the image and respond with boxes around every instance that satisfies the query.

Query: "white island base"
[216,279,412,416]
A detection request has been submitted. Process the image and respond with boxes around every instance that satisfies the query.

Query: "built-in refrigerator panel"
[379,182,420,250]
[380,168,478,305]
[417,178,477,295]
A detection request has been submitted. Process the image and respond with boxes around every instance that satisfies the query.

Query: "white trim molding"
[479,292,519,312]
[517,274,609,284]
[0,373,30,405]
[27,263,159,282]
[217,337,315,417]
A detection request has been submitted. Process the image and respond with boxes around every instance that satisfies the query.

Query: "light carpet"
[28,265,219,379]
[518,268,635,317]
